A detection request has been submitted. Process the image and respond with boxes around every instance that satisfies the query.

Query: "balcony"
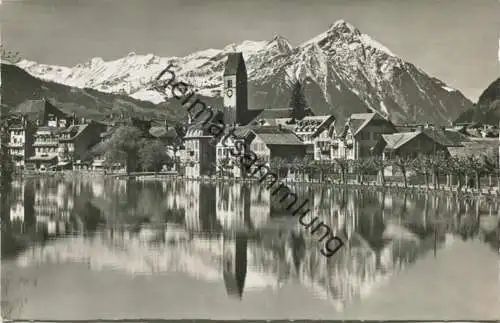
[33,140,59,147]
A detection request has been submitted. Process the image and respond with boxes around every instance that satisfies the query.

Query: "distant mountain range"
[3,20,474,125]
[455,78,500,125]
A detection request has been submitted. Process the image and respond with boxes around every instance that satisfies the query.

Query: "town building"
[182,119,219,178]
[6,115,36,168]
[215,127,256,178]
[29,126,63,170]
[332,112,396,160]
[221,52,264,126]
[250,126,307,163]
[58,119,107,170]
[375,130,451,160]
[24,100,76,170]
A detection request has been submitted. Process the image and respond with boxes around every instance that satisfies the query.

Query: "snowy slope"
[16,19,472,124]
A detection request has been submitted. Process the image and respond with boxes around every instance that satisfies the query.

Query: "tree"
[270,157,285,178]
[462,155,485,190]
[334,157,349,185]
[393,155,412,188]
[411,155,431,188]
[93,126,143,174]
[139,140,172,173]
[369,155,388,186]
[448,156,466,191]
[314,159,333,182]
[289,81,308,120]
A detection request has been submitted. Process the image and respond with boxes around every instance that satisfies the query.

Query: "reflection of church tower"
[222,233,248,299]
[223,52,248,126]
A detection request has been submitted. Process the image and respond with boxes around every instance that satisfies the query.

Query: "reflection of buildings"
[184,181,218,231]
[9,181,36,231]
[163,181,185,211]
[216,183,251,232]
[222,233,248,298]
[249,185,271,228]
[33,180,73,236]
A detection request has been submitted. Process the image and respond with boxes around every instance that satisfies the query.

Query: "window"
[227,79,232,88]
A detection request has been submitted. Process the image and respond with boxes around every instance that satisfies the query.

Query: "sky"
[1,0,499,101]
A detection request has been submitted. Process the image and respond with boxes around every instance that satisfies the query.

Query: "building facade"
[332,113,396,160]
[6,116,36,167]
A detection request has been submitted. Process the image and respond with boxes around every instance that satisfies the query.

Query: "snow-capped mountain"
[15,20,472,124]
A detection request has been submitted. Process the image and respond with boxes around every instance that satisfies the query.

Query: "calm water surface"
[1,178,499,320]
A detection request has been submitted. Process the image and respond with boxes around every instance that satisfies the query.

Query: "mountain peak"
[267,34,293,54]
[301,20,361,47]
[328,19,360,35]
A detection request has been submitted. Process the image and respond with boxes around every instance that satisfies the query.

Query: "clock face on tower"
[226,89,233,97]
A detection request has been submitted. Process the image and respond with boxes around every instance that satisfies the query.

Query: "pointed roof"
[381,132,422,150]
[224,52,246,76]
[348,113,377,135]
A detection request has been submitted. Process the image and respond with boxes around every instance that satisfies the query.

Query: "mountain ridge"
[8,19,473,125]
[455,78,500,125]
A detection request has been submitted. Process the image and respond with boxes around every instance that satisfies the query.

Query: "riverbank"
[13,170,500,200]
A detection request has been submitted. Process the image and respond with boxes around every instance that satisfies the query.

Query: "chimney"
[164,120,168,129]
[36,120,40,127]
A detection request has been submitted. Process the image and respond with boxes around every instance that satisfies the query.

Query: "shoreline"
[13,171,500,199]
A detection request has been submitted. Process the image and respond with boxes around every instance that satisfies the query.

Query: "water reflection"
[1,178,499,319]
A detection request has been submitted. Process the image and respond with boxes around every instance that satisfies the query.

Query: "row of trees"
[259,152,499,191]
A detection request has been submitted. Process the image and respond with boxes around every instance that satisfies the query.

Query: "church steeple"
[223,52,248,126]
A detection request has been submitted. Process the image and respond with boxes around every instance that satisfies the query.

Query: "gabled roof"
[381,132,421,150]
[224,52,246,76]
[348,113,377,135]
[293,115,335,137]
[59,124,89,142]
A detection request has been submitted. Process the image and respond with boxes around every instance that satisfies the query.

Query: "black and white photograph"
[1,0,499,321]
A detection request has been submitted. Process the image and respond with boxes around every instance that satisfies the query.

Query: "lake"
[1,177,499,320]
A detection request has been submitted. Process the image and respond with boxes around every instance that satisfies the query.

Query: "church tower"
[223,52,248,126]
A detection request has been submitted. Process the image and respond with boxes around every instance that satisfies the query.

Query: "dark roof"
[224,52,246,76]
[422,128,464,147]
[59,124,88,142]
[257,132,304,146]
[15,99,46,120]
